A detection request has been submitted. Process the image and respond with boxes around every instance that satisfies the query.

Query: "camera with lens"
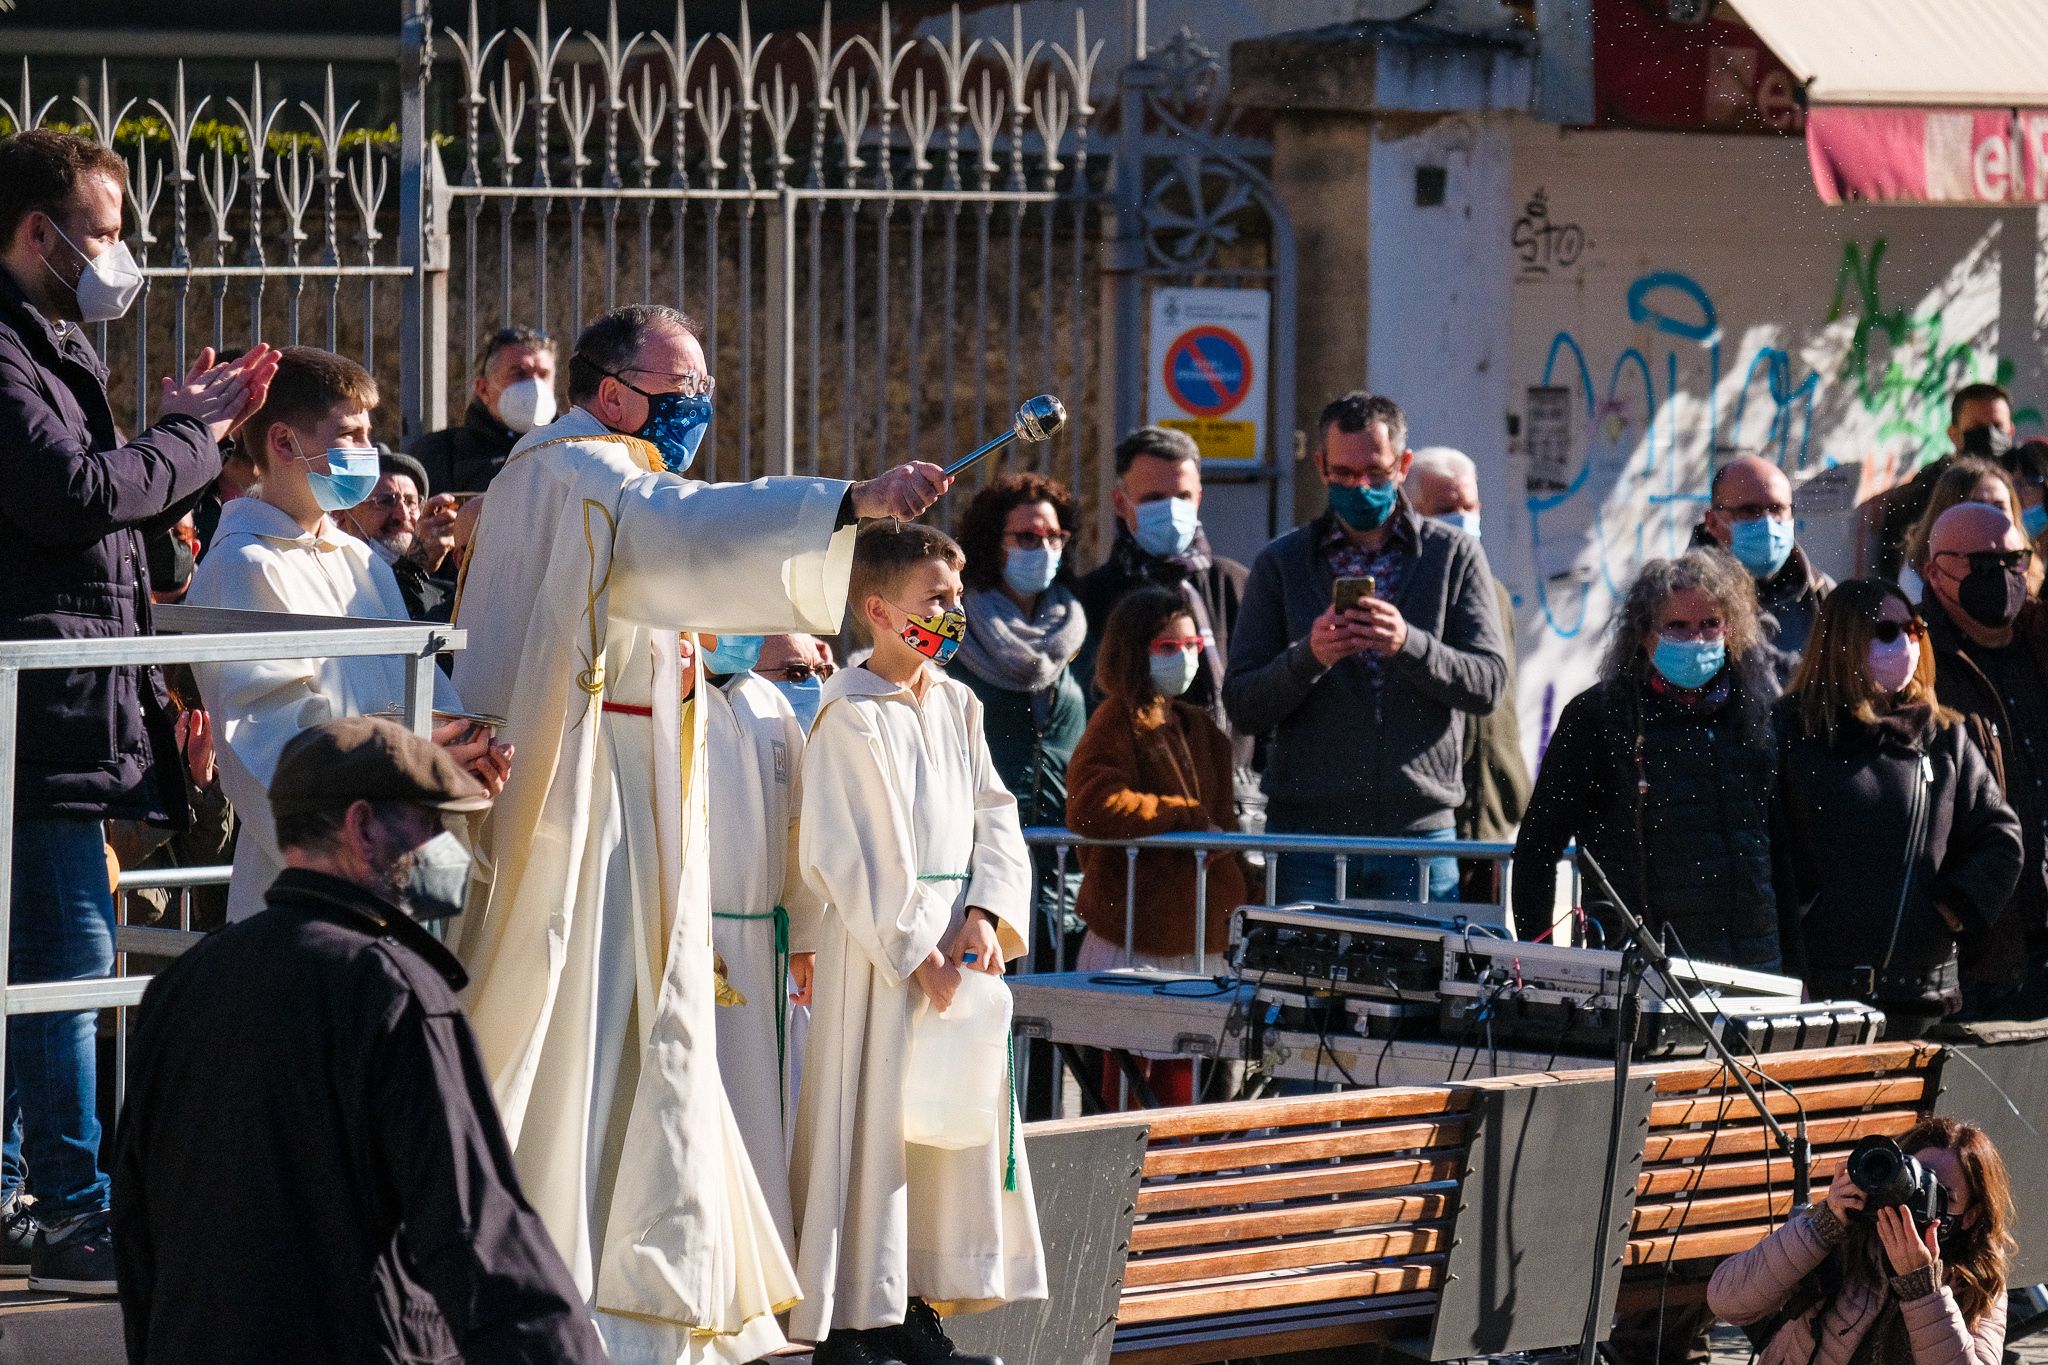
[1845,1136,1948,1227]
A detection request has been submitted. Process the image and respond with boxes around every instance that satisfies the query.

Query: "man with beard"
[339,447,459,623]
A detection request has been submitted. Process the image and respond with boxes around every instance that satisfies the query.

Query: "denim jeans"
[1271,826,1461,907]
[1,819,115,1220]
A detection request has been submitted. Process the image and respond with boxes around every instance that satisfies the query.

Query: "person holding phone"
[1224,392,1508,906]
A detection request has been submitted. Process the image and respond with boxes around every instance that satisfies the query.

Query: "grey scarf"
[956,584,1087,694]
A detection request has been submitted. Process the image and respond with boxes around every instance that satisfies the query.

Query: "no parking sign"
[1147,287,1270,463]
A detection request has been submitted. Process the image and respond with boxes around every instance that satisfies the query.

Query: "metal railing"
[0,605,463,1121]
[1020,826,1521,974]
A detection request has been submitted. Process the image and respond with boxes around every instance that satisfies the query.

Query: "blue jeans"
[1,819,115,1220]
[1271,827,1461,906]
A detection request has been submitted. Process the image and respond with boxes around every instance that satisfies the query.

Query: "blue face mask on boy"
[704,634,763,675]
[291,436,380,513]
[1651,635,1726,690]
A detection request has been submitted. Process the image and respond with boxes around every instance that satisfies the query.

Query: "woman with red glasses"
[1777,577,2022,1035]
[1065,587,1248,1107]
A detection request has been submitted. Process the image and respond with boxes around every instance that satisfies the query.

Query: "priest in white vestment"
[447,304,950,1364]
[702,635,818,1254]
[186,347,503,922]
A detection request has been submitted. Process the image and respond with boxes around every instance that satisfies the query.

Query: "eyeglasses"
[365,491,421,512]
[1714,500,1793,522]
[772,660,836,683]
[1149,639,1202,658]
[615,366,716,399]
[1932,548,2033,576]
[1871,617,1926,644]
[1323,463,1402,489]
[1004,531,1071,551]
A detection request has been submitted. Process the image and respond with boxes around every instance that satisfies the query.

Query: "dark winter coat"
[113,868,605,1365]
[410,399,518,496]
[1512,664,1789,970]
[1775,700,2022,1009]
[0,271,220,822]
[1223,505,1508,837]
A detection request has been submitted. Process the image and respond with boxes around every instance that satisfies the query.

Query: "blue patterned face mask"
[608,371,714,473]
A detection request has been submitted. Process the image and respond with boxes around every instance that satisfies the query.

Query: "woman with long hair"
[1065,587,1247,1107]
[1777,579,2021,1035]
[1511,549,1789,967]
[1900,457,2025,599]
[1710,1116,2015,1365]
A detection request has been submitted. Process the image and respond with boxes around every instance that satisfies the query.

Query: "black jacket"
[1075,524,1251,768]
[412,399,519,496]
[1224,503,1509,837]
[1919,595,2048,995]
[1513,665,1789,970]
[0,271,220,821]
[1775,700,2022,999]
[112,869,604,1365]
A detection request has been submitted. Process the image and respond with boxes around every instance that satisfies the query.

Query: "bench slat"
[1638,1150,1847,1198]
[1125,1225,1448,1287]
[1118,1259,1445,1324]
[1642,1110,1917,1163]
[1109,1293,1438,1364]
[1142,1118,1468,1176]
[1633,1187,1797,1233]
[1627,1221,1777,1266]
[1137,1151,1462,1215]
[1130,1192,1452,1253]
[1647,1077,1928,1128]
[1643,1042,1934,1093]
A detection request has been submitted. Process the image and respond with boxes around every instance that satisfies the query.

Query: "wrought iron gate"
[1,0,1294,547]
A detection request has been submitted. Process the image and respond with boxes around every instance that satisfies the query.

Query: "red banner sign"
[1808,107,2048,204]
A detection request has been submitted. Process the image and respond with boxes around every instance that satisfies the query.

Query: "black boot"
[884,1299,1004,1365]
[814,1327,910,1365]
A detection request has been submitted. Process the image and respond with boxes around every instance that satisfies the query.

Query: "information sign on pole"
[1147,287,1270,464]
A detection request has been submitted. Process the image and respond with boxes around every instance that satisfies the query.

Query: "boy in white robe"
[185,347,509,921]
[790,523,1045,1365]
[701,632,819,1253]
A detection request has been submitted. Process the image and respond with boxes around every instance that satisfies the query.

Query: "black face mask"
[1959,423,2014,460]
[1957,562,2028,629]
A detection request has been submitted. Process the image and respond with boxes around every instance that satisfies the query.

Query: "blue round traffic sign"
[1163,326,1254,419]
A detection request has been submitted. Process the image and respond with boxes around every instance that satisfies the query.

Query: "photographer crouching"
[1708,1118,2013,1365]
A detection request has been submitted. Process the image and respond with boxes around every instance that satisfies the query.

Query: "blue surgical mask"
[704,634,763,675]
[1329,480,1399,533]
[1149,647,1200,699]
[2024,503,2048,541]
[1134,497,1200,559]
[1727,515,1796,579]
[775,677,824,731]
[293,437,380,513]
[1003,545,1061,597]
[1651,635,1726,690]
[1435,510,1481,540]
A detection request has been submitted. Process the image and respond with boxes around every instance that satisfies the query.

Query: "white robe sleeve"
[781,720,826,956]
[608,473,856,635]
[798,703,953,984]
[960,689,1033,964]
[187,550,343,788]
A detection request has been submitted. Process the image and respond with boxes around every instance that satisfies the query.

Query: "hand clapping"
[159,344,280,445]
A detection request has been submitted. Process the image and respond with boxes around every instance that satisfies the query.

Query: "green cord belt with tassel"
[710,904,791,1095]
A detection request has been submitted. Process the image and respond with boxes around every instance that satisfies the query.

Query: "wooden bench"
[1616,1041,1940,1315]
[1041,1042,1946,1364]
[1052,1085,1470,1363]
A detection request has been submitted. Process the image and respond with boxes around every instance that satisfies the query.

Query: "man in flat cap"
[111,716,604,1365]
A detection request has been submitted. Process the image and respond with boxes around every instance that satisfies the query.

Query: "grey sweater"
[1223,505,1508,837]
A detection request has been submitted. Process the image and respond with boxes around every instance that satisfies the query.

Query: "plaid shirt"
[1321,510,1418,689]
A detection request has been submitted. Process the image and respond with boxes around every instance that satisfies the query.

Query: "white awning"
[1728,0,2048,109]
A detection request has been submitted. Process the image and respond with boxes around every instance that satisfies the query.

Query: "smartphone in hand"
[1332,575,1376,614]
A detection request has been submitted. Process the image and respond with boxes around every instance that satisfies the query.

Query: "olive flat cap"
[269,716,491,817]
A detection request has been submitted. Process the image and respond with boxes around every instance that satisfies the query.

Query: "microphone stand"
[1573,851,1810,1365]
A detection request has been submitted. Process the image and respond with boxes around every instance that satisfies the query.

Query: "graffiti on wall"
[1523,235,2031,640]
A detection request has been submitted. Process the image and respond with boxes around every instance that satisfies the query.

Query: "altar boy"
[788,522,1045,1365]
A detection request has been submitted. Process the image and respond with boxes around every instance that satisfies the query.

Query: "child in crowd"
[789,521,1045,1365]
[184,346,507,921]
[700,631,820,1254]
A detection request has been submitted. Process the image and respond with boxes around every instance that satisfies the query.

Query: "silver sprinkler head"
[1016,394,1066,443]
